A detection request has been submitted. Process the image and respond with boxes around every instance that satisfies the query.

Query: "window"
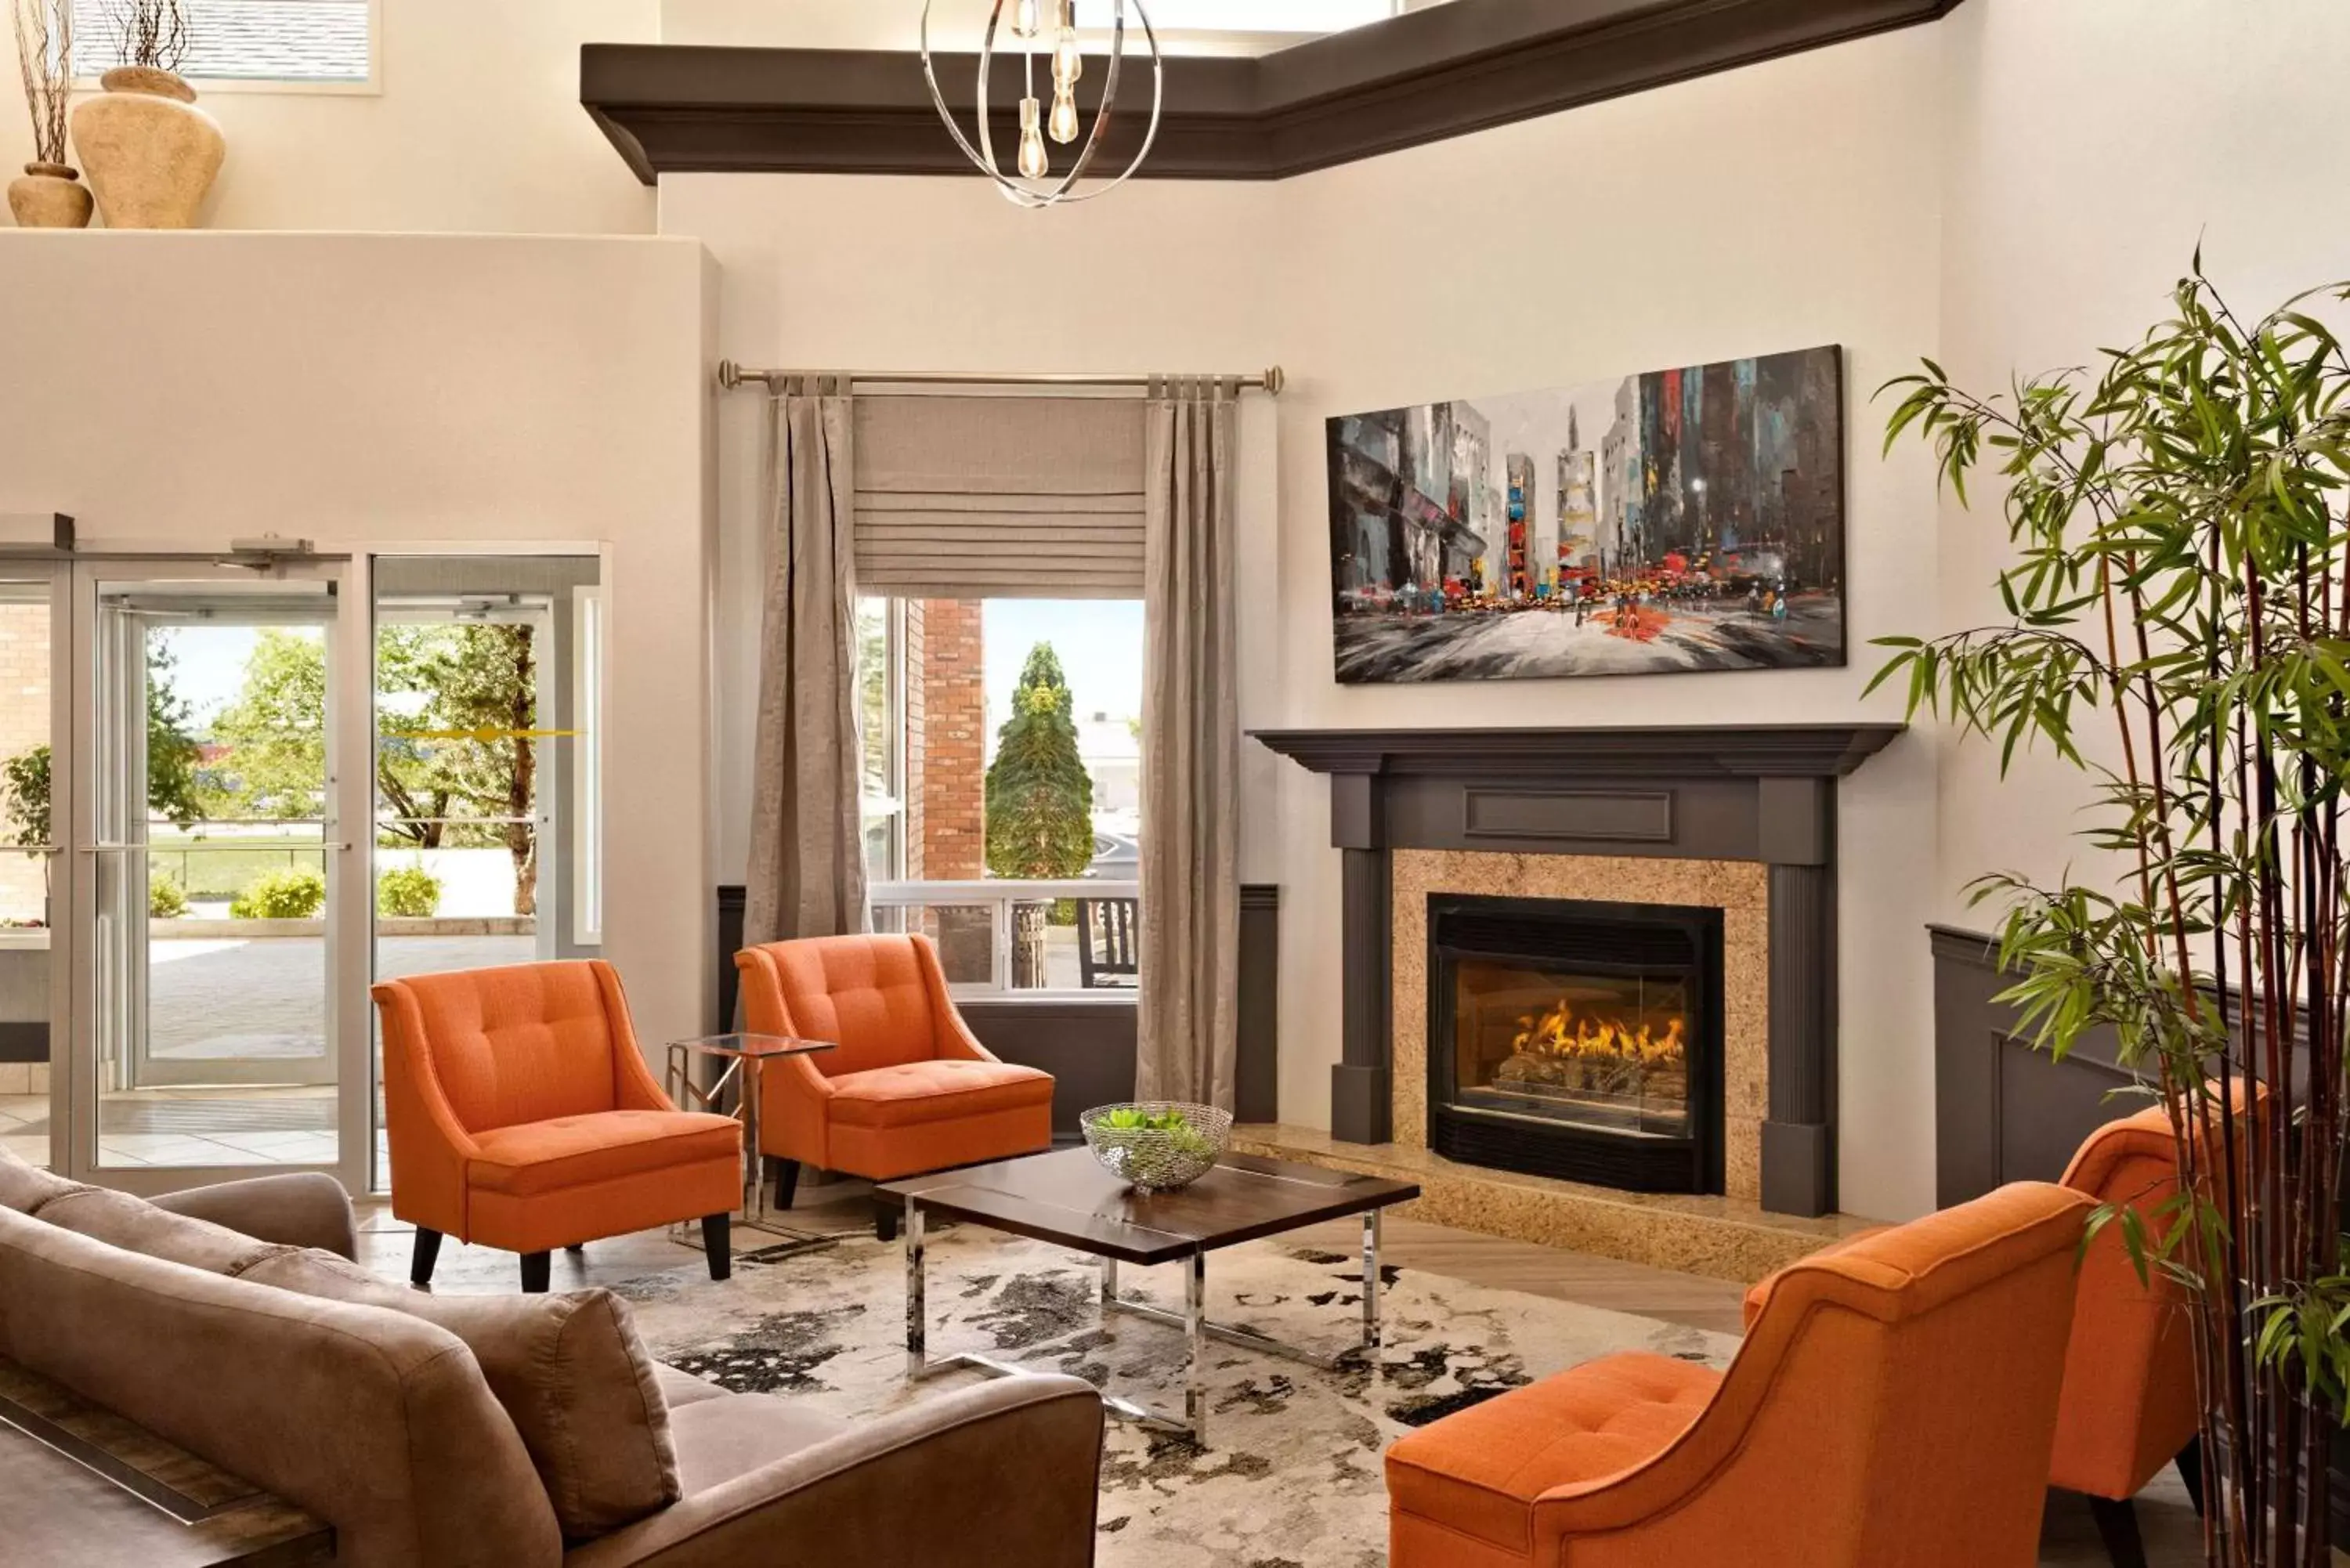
[859,595,1144,997]
[71,0,376,88]
[1075,0,1398,32]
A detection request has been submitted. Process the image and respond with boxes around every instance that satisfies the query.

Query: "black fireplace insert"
[1427,894,1724,1194]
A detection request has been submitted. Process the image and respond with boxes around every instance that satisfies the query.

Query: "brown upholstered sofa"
[0,1152,1104,1567]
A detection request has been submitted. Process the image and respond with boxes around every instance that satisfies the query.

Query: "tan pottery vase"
[70,66,225,229]
[6,163,94,228]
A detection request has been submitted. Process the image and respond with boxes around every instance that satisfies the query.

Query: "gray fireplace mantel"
[1254,723,1904,1218]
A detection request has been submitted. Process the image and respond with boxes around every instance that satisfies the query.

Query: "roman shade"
[853,395,1148,599]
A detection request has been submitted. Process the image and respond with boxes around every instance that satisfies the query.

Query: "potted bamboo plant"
[70,0,222,229]
[8,0,90,227]
[1875,257,2350,1564]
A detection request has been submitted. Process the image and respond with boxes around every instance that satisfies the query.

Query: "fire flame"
[1512,999,1685,1064]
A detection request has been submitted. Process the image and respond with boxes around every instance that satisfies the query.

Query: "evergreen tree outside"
[984,643,1094,880]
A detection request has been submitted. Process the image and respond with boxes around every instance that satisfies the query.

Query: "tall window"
[71,0,376,87]
[859,596,1144,996]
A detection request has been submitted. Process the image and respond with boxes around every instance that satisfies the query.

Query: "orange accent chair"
[372,961,744,1293]
[2049,1105,2206,1567]
[735,934,1055,1240]
[1385,1182,2095,1568]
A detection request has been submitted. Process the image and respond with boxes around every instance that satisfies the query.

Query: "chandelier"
[920,0,1164,209]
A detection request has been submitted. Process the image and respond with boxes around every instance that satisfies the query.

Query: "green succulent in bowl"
[1101,1107,1193,1133]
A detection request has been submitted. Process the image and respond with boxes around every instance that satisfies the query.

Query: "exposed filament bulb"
[1050,86,1080,144]
[1018,96,1050,179]
[1010,0,1041,38]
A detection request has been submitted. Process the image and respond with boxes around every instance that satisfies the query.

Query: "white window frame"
[71,0,381,96]
[858,595,908,886]
[871,879,1141,1000]
[859,593,1143,1001]
[572,584,605,948]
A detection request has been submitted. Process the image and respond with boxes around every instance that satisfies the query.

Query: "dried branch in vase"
[12,0,74,166]
[108,0,188,73]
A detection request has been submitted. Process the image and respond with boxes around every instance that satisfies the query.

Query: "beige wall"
[670,23,1948,1217]
[1930,0,2350,927]
[1,1,658,233]
[664,170,1287,894]
[0,231,714,1045]
[1267,28,1946,1218]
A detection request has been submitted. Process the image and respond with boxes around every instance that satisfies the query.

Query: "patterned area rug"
[617,1225,1738,1568]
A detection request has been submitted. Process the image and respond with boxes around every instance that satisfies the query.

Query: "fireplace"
[1427,894,1725,1194]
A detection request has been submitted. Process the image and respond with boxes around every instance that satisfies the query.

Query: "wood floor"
[353,1195,2212,1567]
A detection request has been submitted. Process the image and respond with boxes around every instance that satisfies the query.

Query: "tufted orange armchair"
[2050,1105,2206,1567]
[735,934,1054,1240]
[1385,1182,2095,1568]
[372,961,743,1293]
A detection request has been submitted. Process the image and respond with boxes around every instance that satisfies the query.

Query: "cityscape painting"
[1325,345,1846,683]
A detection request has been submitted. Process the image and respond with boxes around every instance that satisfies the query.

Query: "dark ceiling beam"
[581,0,1964,186]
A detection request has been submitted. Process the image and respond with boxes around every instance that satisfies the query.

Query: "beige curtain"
[744,378,868,948]
[1137,377,1240,1109]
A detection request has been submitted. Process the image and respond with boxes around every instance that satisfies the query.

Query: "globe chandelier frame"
[919,0,1166,209]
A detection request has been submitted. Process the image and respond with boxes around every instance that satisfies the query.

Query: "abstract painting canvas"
[1326,345,1846,683]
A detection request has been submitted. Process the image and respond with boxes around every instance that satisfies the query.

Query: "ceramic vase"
[70,67,225,229]
[6,163,93,228]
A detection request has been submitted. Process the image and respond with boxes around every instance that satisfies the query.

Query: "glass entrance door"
[0,567,67,1172]
[69,560,369,1190]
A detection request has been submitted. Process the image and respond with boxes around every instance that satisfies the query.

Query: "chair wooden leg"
[773,1158,801,1213]
[2088,1495,2149,1568]
[410,1227,443,1288]
[874,1198,899,1245]
[2175,1436,2207,1517]
[519,1252,551,1294]
[701,1215,732,1282]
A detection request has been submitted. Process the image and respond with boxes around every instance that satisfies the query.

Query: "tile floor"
[0,933,528,1172]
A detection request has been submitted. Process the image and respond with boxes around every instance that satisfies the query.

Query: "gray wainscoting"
[714,884,1281,1136]
[1931,923,2149,1205]
[1931,921,2350,1531]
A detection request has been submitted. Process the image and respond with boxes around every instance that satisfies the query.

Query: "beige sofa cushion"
[0,1142,82,1214]
[244,1248,681,1538]
[0,1206,562,1568]
[34,1187,295,1276]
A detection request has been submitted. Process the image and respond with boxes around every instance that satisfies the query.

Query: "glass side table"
[666,1033,838,1243]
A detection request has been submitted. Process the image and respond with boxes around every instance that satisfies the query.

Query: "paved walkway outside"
[150,935,534,1060]
[1,937,537,1171]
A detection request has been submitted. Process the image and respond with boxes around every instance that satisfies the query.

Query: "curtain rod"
[716,360,1285,396]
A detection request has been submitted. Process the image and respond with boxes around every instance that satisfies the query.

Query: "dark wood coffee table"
[880,1147,1419,1445]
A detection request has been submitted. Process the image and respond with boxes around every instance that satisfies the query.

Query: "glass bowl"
[1079,1101,1234,1194]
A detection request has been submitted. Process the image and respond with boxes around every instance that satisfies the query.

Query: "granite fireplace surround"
[1256,725,1904,1219]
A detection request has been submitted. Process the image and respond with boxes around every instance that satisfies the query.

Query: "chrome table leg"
[1184,1250,1208,1445]
[904,1198,926,1375]
[741,1056,765,1227]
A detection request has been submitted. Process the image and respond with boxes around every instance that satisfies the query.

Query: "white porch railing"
[869,879,1140,998]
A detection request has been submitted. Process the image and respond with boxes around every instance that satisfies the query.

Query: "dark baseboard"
[1238,884,1279,1125]
[0,1022,44,1064]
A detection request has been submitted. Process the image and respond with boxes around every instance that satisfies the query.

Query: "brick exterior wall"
[914,598,986,880]
[0,605,49,924]
[906,598,989,981]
